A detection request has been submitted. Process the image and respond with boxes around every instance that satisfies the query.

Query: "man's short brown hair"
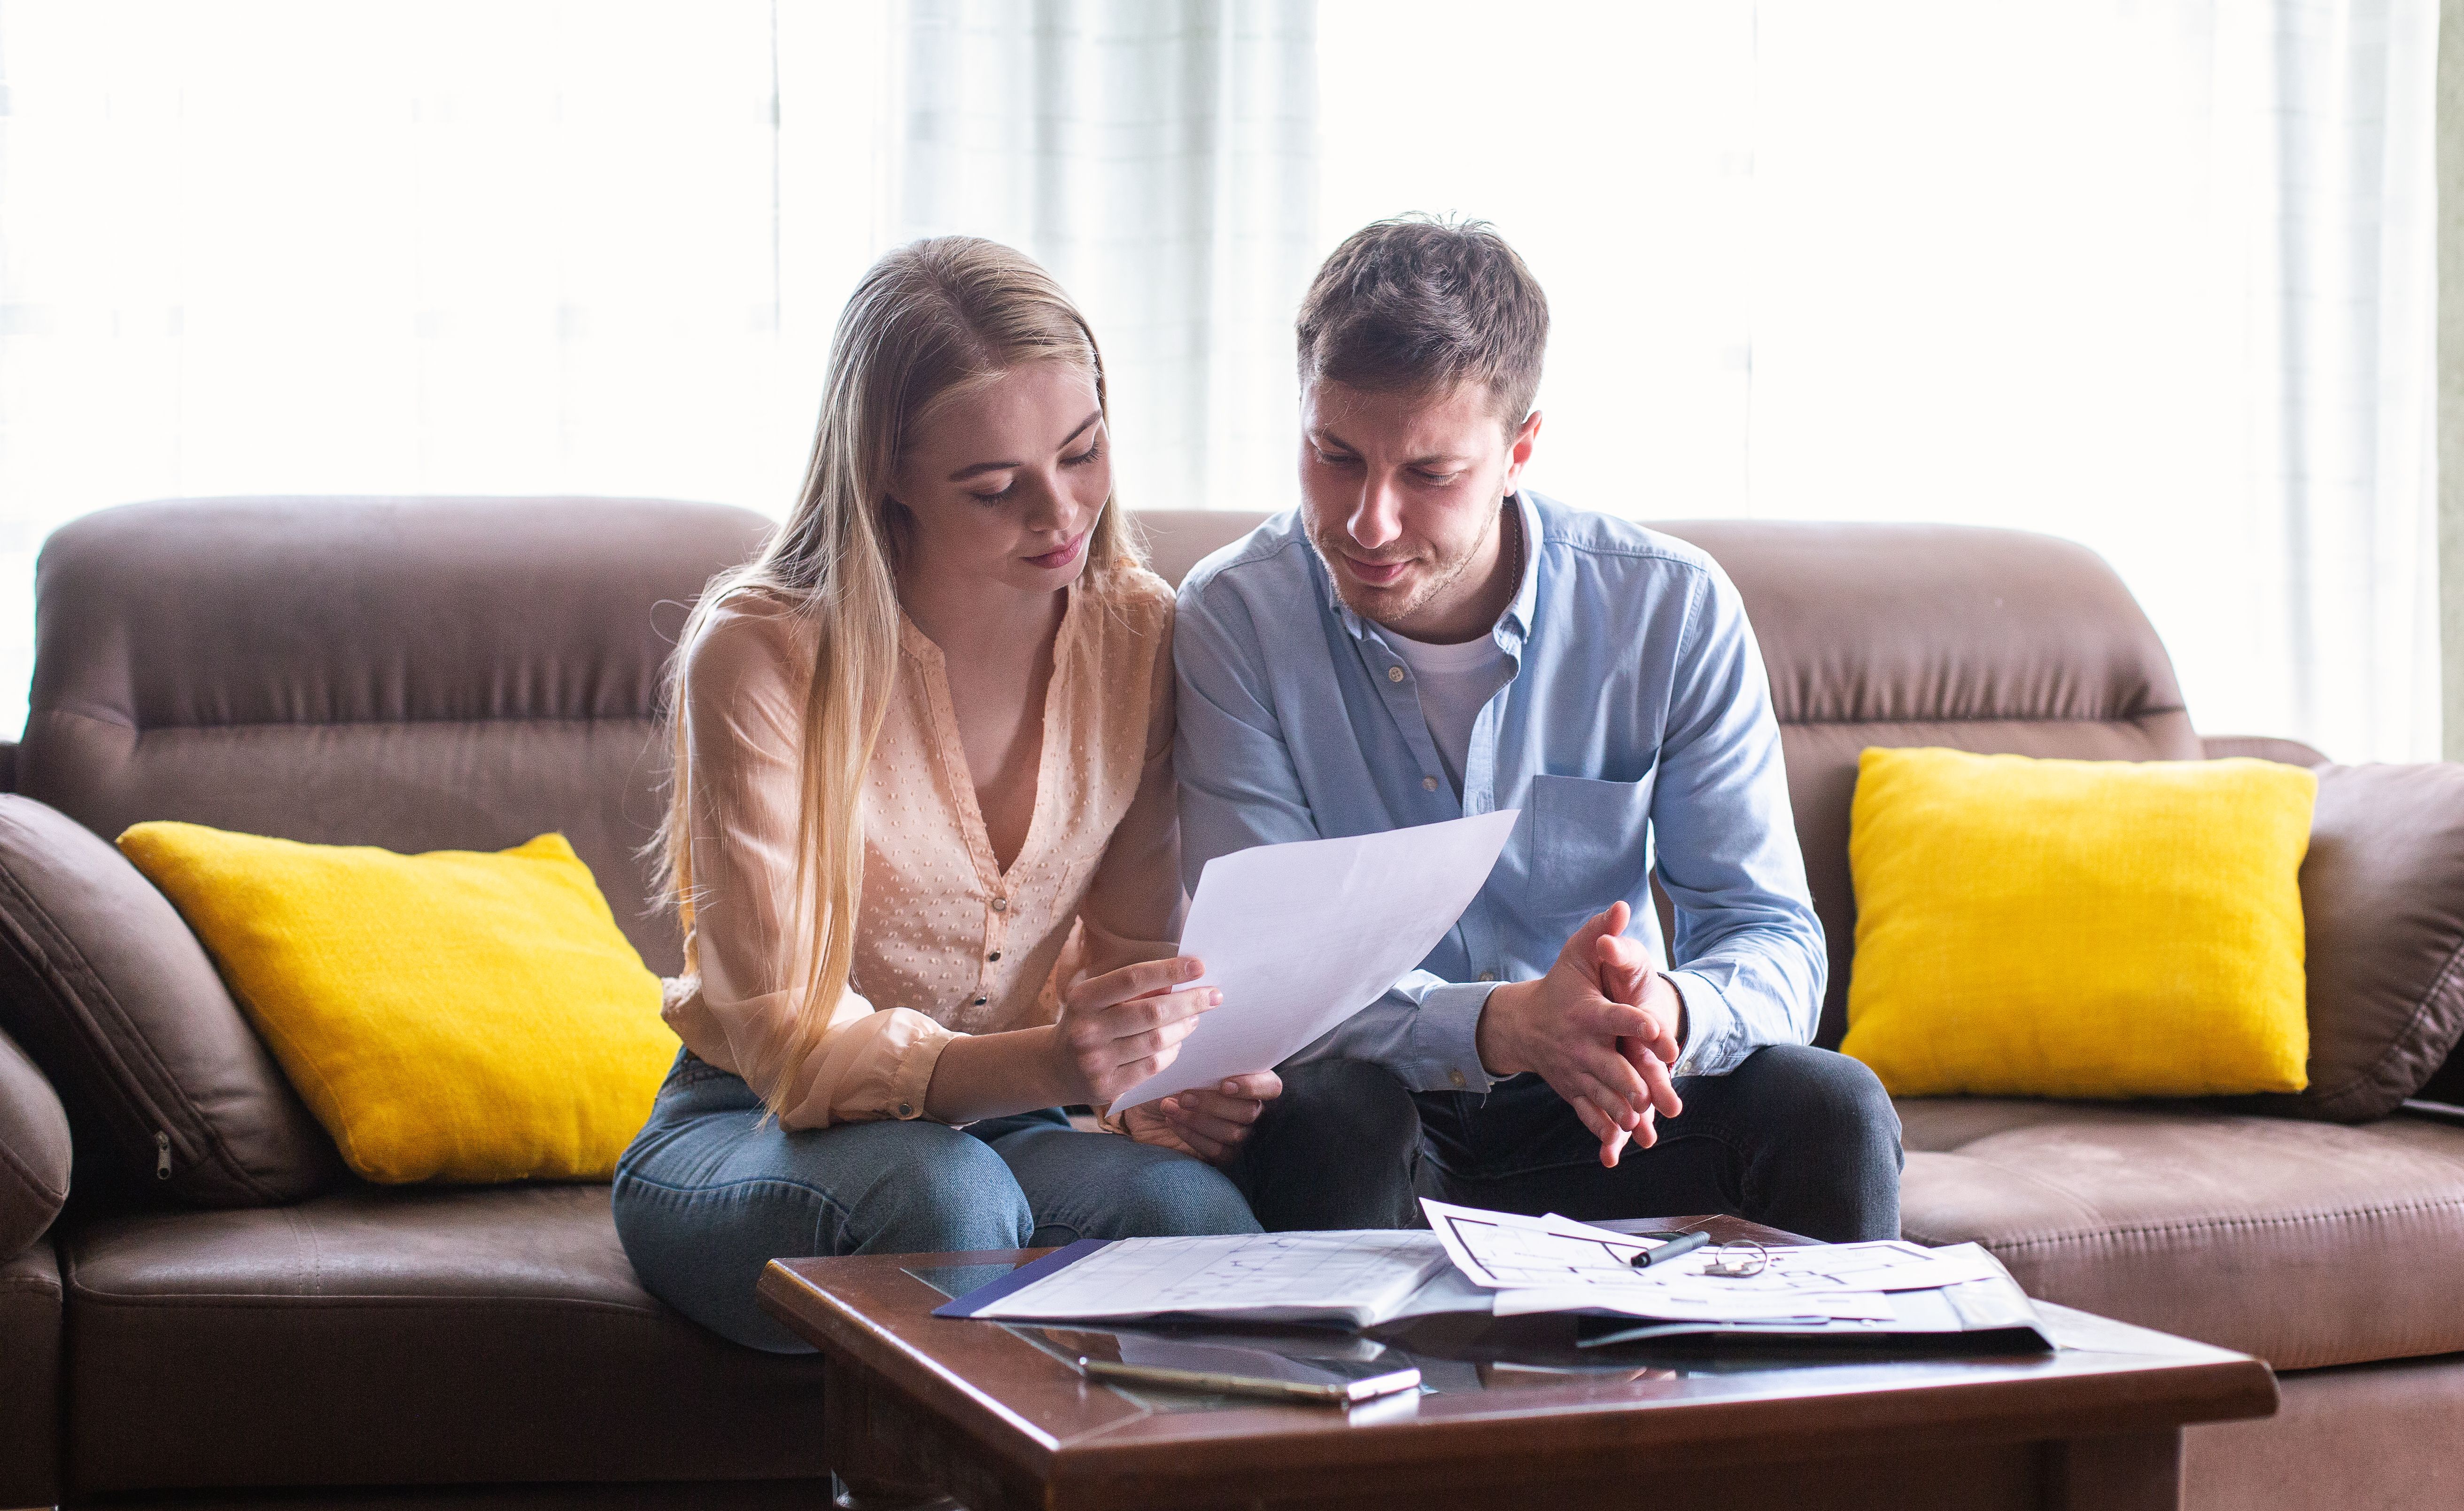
[1295,214,1549,431]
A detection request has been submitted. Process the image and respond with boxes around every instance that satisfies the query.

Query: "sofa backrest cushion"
[0,795,342,1204]
[21,497,774,978]
[1652,522,2201,1045]
[0,1022,70,1259]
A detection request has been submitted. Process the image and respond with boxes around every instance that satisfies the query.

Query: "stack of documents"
[1421,1200,2017,1329]
[936,1198,2049,1349]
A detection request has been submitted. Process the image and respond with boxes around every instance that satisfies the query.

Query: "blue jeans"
[612,1050,1262,1352]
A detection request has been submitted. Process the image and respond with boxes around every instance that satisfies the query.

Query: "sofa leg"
[2046,1428,2184,1511]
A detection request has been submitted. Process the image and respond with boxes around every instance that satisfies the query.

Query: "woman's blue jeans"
[612,1050,1262,1352]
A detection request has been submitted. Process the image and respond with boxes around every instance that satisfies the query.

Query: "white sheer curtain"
[884,0,1317,516]
[0,0,1314,739]
[0,3,2433,759]
[1320,0,2440,762]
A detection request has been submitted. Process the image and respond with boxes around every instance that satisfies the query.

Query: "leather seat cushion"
[1898,1098,2464,1369]
[62,1184,829,1494]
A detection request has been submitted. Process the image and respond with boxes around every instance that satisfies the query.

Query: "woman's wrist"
[923,1023,1077,1122]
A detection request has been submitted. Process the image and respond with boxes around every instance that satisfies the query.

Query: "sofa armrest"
[2204,733,2329,766]
[2281,763,2464,1121]
[0,1236,61,1508]
[0,1024,69,1261]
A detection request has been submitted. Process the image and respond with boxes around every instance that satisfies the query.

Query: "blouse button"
[974,995,988,1006]
[988,950,1001,962]
[1387,665,1406,683]
[992,897,1008,913]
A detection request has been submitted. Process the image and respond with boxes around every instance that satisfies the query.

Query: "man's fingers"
[1567,1095,1617,1147]
[1566,1043,1651,1119]
[1586,999,1658,1042]
[1625,1042,1684,1120]
[1598,1121,1632,1168]
[1593,934,1653,1004]
[1554,899,1635,969]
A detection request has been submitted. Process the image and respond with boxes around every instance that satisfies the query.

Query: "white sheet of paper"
[965,1230,1449,1324]
[1422,1199,1660,1287]
[1108,811,1520,1112]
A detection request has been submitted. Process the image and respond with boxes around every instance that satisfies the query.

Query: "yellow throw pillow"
[1839,748,2314,1099]
[116,823,674,1184]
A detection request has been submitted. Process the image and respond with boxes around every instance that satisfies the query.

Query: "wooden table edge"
[758,1247,2279,1495]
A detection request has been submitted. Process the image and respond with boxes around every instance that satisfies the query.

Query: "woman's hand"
[1123,1071,1284,1165]
[1050,955,1220,1106]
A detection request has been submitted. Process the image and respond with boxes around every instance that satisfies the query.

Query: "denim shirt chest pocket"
[1525,771,1657,925]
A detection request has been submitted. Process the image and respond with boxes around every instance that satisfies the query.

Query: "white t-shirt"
[1384,626,1514,796]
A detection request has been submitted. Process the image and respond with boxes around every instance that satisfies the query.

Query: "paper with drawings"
[1424,1199,1926,1323]
[1108,811,1520,1112]
[963,1230,1452,1326]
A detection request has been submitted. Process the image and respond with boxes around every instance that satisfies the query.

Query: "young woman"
[613,238,1275,1353]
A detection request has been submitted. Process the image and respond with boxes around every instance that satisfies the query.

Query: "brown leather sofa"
[0,498,2459,1509]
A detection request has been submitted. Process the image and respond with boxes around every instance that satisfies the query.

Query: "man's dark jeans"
[1226,1045,1904,1242]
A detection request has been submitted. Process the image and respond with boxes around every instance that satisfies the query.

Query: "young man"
[1155,216,1901,1242]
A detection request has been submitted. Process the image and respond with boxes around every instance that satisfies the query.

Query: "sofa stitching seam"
[61,1288,668,1317]
[1970,1193,2464,1253]
[39,705,661,736]
[1778,708,2189,731]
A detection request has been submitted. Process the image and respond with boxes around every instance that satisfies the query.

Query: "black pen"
[1628,1230,1711,1269]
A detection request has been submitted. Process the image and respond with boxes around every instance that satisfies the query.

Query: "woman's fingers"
[1074,955,1205,1012]
[1161,1097,1245,1160]
[1164,1093,1261,1145]
[1215,1071,1284,1102]
[1068,985,1216,1055]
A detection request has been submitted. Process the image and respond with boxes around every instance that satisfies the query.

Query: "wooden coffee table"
[758,1216,2276,1511]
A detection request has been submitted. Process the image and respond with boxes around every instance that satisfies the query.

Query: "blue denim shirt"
[1172,490,1824,1092]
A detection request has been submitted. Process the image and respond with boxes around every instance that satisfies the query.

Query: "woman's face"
[891,360,1110,598]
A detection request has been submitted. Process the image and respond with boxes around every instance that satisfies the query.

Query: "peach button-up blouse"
[659,567,1186,1130]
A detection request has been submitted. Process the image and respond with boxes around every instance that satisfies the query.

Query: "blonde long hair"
[657,236,1142,1116]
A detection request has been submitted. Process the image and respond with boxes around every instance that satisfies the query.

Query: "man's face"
[1299,378,1541,639]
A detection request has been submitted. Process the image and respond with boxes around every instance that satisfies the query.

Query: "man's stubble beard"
[1307,498,1504,630]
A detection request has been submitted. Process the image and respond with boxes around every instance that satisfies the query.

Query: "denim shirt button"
[1448,1068,1468,1089]
[1422,776,1438,791]
[1387,665,1405,683]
